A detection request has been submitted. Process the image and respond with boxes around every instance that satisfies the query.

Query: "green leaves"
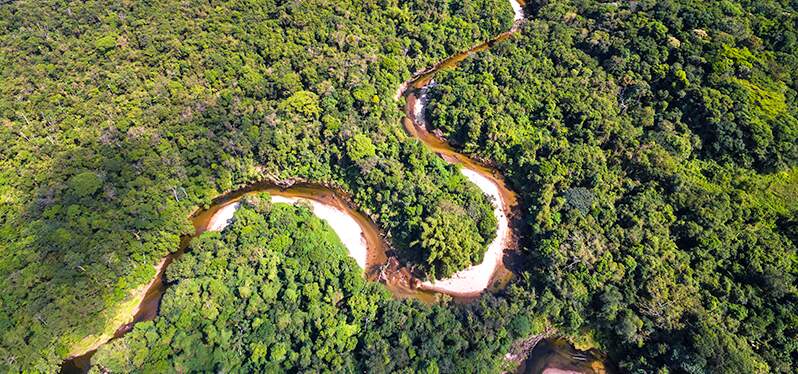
[94,34,117,53]
[417,204,484,279]
[424,3,798,371]
[0,0,518,370]
[277,91,320,119]
[67,171,103,198]
[346,133,376,161]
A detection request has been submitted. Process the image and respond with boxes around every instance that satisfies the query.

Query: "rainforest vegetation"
[89,195,538,372]
[0,0,796,372]
[0,0,506,370]
[426,0,798,371]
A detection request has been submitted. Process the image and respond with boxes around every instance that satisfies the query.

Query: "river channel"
[62,1,608,372]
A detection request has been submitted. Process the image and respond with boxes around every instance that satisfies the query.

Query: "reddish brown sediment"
[394,13,524,296]
[395,92,520,299]
[62,181,391,371]
[518,338,610,374]
[200,185,389,270]
[63,0,528,370]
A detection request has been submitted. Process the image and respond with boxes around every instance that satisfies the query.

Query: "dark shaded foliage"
[425,1,798,371]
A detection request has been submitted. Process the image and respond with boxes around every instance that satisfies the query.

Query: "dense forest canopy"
[89,195,538,372]
[426,0,797,371]
[0,0,509,370]
[0,0,796,372]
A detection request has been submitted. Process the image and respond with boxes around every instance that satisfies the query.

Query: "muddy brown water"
[63,0,607,371]
[520,338,611,374]
[403,92,519,298]
[61,181,436,372]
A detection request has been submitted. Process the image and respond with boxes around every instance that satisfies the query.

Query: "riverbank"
[63,0,526,369]
[64,258,167,361]
[418,167,512,296]
[400,90,518,297]
[61,181,392,372]
[206,194,372,269]
[519,338,609,374]
[394,0,526,296]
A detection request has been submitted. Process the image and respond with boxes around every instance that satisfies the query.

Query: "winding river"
[62,1,606,372]
[520,338,610,374]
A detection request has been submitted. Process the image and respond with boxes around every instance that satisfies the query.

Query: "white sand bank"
[511,0,524,22]
[207,196,368,269]
[420,167,510,295]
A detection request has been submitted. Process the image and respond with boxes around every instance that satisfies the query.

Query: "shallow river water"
[62,1,608,372]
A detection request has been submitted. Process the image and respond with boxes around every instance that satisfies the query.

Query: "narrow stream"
[519,338,610,374]
[63,1,607,372]
[402,89,518,298]
[63,1,527,371]
[62,181,394,372]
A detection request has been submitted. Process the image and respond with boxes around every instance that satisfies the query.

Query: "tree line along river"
[62,1,610,372]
